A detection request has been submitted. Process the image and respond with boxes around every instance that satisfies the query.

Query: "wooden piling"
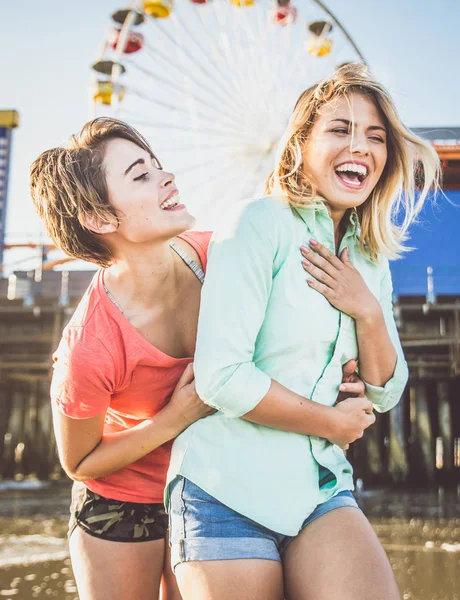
[0,272,459,486]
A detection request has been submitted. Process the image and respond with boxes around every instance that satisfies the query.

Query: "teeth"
[160,196,179,210]
[335,163,368,177]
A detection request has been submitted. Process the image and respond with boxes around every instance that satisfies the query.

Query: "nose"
[349,130,370,156]
[161,170,175,187]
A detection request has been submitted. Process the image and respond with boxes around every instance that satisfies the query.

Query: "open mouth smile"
[160,191,184,211]
[335,162,369,190]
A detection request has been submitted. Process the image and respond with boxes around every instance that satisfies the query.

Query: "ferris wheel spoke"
[227,7,276,130]
[281,42,318,104]
[256,14,295,123]
[120,114,254,146]
[226,7,259,107]
[174,151,242,179]
[170,12,248,106]
[123,60,253,136]
[124,58,202,100]
[189,6,254,109]
[123,85,200,116]
[195,151,271,221]
[184,155,245,210]
[208,3,259,115]
[140,43,245,122]
[249,8,286,126]
[313,0,367,63]
[147,16,250,125]
[212,3,268,119]
[146,17,224,90]
[123,86,255,141]
[154,14,241,112]
[216,161,258,203]
[157,140,243,152]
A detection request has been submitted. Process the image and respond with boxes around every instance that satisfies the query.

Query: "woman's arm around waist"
[54,364,213,481]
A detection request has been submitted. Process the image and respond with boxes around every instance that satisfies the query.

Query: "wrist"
[156,405,187,439]
[354,299,382,324]
[321,405,341,439]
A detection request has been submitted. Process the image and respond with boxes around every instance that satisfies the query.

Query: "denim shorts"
[169,476,359,570]
[68,481,168,543]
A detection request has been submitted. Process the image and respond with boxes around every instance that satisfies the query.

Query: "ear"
[81,213,118,235]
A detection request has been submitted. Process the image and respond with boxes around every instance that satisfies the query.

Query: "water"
[358,490,460,600]
[0,482,459,599]
[0,481,77,599]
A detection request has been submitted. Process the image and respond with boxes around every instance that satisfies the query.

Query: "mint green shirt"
[166,196,408,535]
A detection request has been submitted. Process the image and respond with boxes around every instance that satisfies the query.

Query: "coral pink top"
[51,231,211,503]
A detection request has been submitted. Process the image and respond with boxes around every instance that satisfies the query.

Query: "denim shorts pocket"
[181,478,220,504]
[169,477,186,549]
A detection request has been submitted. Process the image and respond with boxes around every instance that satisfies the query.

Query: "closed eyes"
[133,172,149,181]
[331,128,385,143]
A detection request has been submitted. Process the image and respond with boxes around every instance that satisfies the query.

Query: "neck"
[104,239,179,307]
[325,203,347,251]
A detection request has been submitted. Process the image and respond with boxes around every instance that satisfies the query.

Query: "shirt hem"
[84,480,165,505]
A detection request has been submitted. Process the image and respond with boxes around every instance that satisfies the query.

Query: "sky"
[1,0,459,272]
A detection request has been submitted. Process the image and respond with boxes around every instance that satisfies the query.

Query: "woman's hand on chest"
[300,239,381,321]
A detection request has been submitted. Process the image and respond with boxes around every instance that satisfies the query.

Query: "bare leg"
[175,560,284,600]
[283,507,400,600]
[69,527,165,600]
[161,541,182,600]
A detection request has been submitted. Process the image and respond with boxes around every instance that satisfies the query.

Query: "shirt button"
[324,242,332,250]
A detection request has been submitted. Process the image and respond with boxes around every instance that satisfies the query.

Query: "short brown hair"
[30,118,161,267]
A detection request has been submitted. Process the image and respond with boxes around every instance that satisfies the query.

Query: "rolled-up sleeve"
[363,257,409,412]
[194,200,275,418]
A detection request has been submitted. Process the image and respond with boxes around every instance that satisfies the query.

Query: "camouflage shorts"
[68,481,168,543]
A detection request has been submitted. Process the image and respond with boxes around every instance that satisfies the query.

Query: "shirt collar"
[294,198,360,239]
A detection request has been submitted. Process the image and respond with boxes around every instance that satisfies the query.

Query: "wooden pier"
[0,269,459,487]
[352,294,460,488]
[0,270,93,480]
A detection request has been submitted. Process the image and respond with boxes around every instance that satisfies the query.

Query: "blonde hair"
[265,63,440,260]
[30,118,161,267]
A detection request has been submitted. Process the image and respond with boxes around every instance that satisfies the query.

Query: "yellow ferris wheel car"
[143,0,173,18]
[229,0,255,6]
[306,36,333,57]
[93,81,125,106]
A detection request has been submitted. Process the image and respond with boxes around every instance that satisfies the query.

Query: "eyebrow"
[124,158,145,176]
[329,118,387,133]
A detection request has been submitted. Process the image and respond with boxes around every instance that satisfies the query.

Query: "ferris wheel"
[91,0,366,228]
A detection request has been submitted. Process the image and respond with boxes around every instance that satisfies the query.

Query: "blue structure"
[391,190,460,296]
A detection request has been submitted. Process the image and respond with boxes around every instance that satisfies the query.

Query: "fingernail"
[302,259,311,267]
[307,279,314,285]
[339,384,346,391]
[301,245,310,253]
[309,239,318,246]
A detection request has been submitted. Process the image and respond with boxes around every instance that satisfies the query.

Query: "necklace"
[103,241,204,316]
[103,283,126,317]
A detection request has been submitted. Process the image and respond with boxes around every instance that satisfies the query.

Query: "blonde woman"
[166,64,439,600]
